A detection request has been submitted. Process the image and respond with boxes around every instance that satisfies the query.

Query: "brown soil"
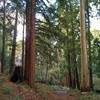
[47,90,80,100]
[0,74,81,100]
[0,74,43,100]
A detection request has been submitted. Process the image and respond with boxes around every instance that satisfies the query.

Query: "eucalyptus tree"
[80,0,90,91]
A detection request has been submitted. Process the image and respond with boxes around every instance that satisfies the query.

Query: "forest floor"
[0,74,43,100]
[36,83,81,100]
[0,74,100,100]
[46,89,80,100]
[36,83,100,100]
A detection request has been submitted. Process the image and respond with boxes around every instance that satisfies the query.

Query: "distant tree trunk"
[85,0,93,90]
[41,57,44,81]
[1,0,6,73]
[75,66,80,89]
[71,51,80,89]
[10,3,18,74]
[21,17,25,81]
[71,48,77,89]
[67,36,74,88]
[80,0,90,92]
[24,0,35,87]
[65,35,72,88]
[45,62,49,84]
[72,38,80,89]
[67,52,72,88]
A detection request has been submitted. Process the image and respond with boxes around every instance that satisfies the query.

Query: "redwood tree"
[25,0,35,87]
[1,0,6,73]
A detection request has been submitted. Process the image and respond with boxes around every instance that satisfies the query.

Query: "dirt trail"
[47,90,80,100]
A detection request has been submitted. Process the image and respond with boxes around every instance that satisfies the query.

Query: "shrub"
[0,79,4,84]
[15,95,22,100]
[2,86,13,94]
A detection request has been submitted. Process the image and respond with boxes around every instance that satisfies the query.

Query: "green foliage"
[15,95,22,100]
[16,82,31,89]
[0,79,4,84]
[35,83,52,99]
[80,93,100,100]
[93,76,100,91]
[35,0,100,88]
[50,85,69,92]
[0,0,99,94]
[2,86,13,94]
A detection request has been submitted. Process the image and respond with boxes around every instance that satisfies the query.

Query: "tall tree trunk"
[21,17,25,81]
[10,3,18,74]
[1,0,6,73]
[25,0,35,87]
[80,0,90,92]
[85,0,93,90]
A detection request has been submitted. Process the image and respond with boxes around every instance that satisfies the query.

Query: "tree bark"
[1,0,6,73]
[80,0,90,92]
[25,0,35,87]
